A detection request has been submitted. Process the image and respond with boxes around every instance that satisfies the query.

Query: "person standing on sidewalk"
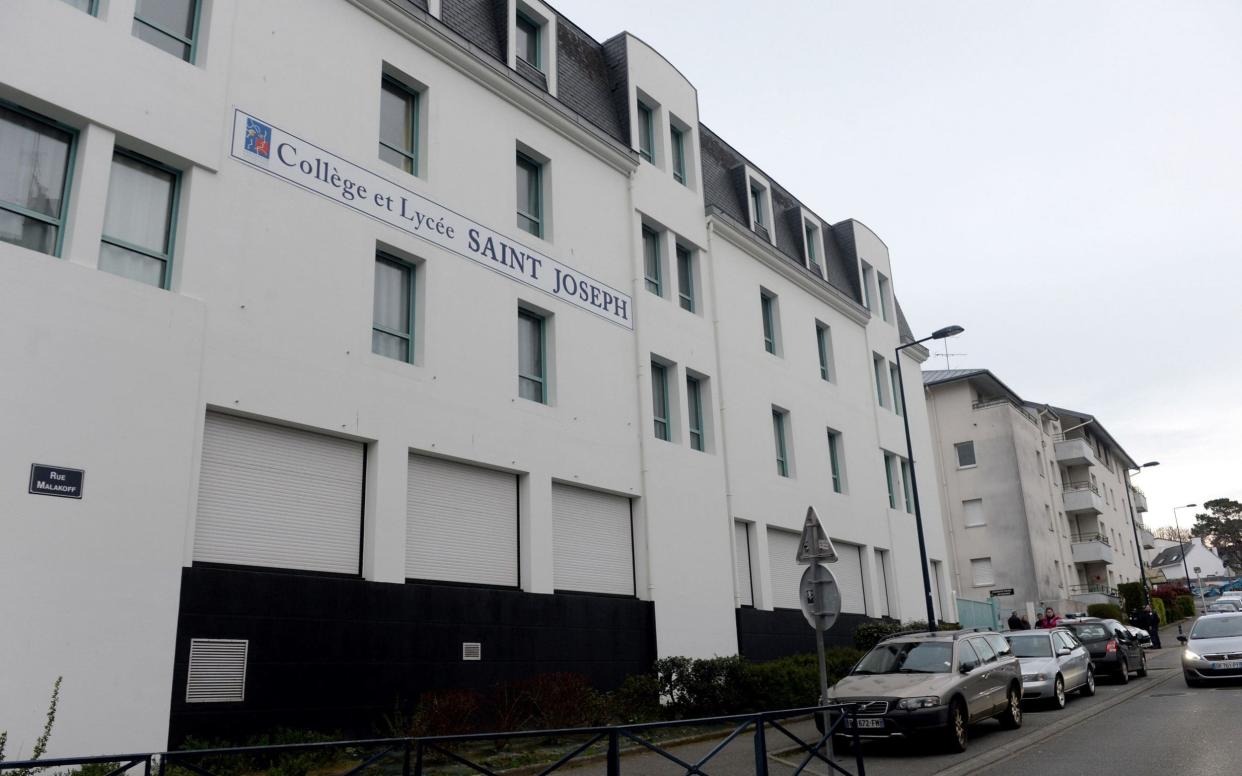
[1142,604,1163,648]
[1008,610,1028,630]
[1037,607,1061,628]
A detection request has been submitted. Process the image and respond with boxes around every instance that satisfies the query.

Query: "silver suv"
[826,629,1023,752]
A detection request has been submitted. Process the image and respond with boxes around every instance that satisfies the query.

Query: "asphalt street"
[561,621,1208,775]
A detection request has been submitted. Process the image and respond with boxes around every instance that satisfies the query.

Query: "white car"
[1179,613,1242,687]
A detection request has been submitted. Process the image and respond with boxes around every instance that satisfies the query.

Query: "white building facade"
[0,0,952,755]
[924,370,1146,621]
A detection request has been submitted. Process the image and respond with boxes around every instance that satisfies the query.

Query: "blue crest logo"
[244,118,272,159]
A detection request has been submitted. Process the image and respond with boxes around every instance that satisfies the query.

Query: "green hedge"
[1087,603,1125,621]
[1176,595,1197,618]
[1118,581,1146,615]
[1152,597,1168,626]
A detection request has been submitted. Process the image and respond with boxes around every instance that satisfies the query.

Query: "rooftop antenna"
[937,340,967,369]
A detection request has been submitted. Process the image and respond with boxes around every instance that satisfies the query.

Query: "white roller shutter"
[194,412,363,575]
[551,483,634,595]
[407,455,518,586]
[875,549,891,618]
[833,540,866,614]
[767,528,803,610]
[734,521,753,606]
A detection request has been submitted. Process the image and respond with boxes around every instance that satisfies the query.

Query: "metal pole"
[752,717,768,776]
[1196,570,1206,613]
[1125,474,1151,607]
[606,730,620,776]
[895,343,939,630]
[1174,507,1194,593]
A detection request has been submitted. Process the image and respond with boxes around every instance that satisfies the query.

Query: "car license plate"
[1213,660,1242,670]
[848,718,884,729]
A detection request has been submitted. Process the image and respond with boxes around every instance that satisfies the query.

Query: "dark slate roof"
[432,0,630,146]
[698,125,864,307]
[1151,545,1188,567]
[1045,406,1138,470]
[923,368,1028,407]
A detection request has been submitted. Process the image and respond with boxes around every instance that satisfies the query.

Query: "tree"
[1154,525,1193,543]
[1193,499,1242,571]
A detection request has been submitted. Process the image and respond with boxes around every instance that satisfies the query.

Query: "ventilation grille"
[186,639,249,703]
[462,642,482,661]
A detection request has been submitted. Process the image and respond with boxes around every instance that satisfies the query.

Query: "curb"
[929,668,1179,776]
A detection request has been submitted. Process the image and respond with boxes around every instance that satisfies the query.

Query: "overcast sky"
[560,0,1242,531]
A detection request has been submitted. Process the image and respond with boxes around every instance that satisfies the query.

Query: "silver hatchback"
[1180,613,1242,686]
[1006,628,1095,708]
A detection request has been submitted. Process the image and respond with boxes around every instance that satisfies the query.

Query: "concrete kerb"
[767,671,1179,776]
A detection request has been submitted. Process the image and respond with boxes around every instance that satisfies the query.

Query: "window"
[971,557,994,587]
[750,183,765,228]
[133,0,201,63]
[900,459,914,513]
[515,12,541,70]
[877,272,892,322]
[760,291,778,354]
[379,76,419,175]
[687,375,704,452]
[827,429,844,493]
[516,152,542,237]
[884,452,898,509]
[642,226,661,295]
[670,125,687,184]
[372,253,415,362]
[0,104,75,257]
[676,244,694,311]
[963,498,985,527]
[955,441,977,468]
[637,101,655,162]
[651,361,670,441]
[772,409,790,477]
[99,151,180,288]
[803,221,819,269]
[873,354,889,408]
[890,362,904,415]
[860,262,874,311]
[1036,450,1045,477]
[61,0,98,13]
[517,309,546,403]
[816,323,833,381]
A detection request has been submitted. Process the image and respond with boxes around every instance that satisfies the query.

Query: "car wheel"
[1115,658,1129,684]
[1049,675,1066,709]
[998,686,1023,729]
[942,699,968,753]
[1079,667,1096,697]
[1136,653,1148,678]
[1185,672,1203,688]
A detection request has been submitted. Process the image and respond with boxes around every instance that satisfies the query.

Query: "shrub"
[0,677,61,776]
[1118,582,1146,615]
[653,655,750,718]
[175,729,341,776]
[608,673,662,724]
[1087,603,1125,621]
[1176,595,1197,618]
[407,689,486,737]
[1151,597,1168,626]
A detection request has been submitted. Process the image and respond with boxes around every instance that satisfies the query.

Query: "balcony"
[1132,489,1148,513]
[1139,525,1156,549]
[1071,533,1115,565]
[1070,584,1121,607]
[1054,436,1099,467]
[1063,482,1105,515]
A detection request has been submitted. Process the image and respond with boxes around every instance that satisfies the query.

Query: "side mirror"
[1177,635,1188,644]
[959,662,976,674]
[1057,648,1072,656]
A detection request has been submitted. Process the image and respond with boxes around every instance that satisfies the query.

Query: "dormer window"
[802,216,824,277]
[637,101,655,162]
[516,13,541,71]
[750,183,766,229]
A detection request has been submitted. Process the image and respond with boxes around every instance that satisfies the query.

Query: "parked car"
[1217,594,1242,608]
[1180,613,1242,687]
[1061,617,1147,683]
[1124,625,1152,645]
[1207,602,1239,614]
[1006,628,1095,708]
[1205,587,1222,598]
[826,629,1022,753]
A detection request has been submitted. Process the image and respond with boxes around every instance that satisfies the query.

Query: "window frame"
[815,323,833,381]
[515,151,543,238]
[63,0,99,14]
[773,409,790,478]
[371,252,417,363]
[827,429,844,494]
[651,361,670,441]
[955,441,977,468]
[642,226,662,296]
[884,453,898,509]
[515,11,542,71]
[890,362,904,415]
[860,262,874,311]
[873,354,889,408]
[760,291,777,354]
[900,458,914,513]
[99,148,182,290]
[637,101,655,163]
[687,375,704,452]
[133,0,203,64]
[750,182,766,228]
[670,124,687,184]
[517,308,547,403]
[0,101,78,259]
[676,243,694,312]
[877,272,892,322]
[379,75,420,176]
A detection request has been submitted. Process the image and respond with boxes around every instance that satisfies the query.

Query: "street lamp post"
[895,324,964,632]
[1173,503,1198,591]
[1125,462,1159,607]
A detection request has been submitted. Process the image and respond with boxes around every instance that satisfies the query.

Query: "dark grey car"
[1062,617,1147,682]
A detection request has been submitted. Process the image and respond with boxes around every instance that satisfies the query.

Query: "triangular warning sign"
[796,506,837,564]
